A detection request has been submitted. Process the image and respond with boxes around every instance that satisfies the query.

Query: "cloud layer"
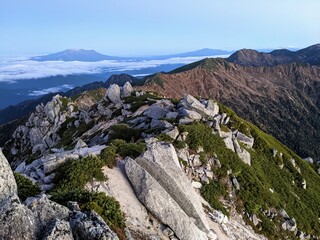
[28,84,74,96]
[0,55,229,83]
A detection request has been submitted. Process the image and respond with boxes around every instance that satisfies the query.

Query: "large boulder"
[233,138,251,165]
[125,157,208,240]
[44,96,61,122]
[181,95,215,118]
[69,210,119,240]
[0,149,38,239]
[0,199,38,240]
[143,104,169,120]
[106,84,121,104]
[236,131,254,148]
[0,149,18,204]
[121,82,133,98]
[179,108,202,120]
[126,142,214,239]
[206,100,219,116]
[24,194,70,231]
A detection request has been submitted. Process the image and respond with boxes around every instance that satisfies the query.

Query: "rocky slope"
[139,58,320,163]
[0,149,118,240]
[1,82,320,239]
[227,43,320,66]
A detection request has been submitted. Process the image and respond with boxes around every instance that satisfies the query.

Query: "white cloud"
[0,55,229,82]
[28,84,74,96]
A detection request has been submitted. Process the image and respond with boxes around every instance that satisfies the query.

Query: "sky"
[0,0,320,56]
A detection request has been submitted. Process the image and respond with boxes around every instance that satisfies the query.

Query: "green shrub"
[14,172,41,201]
[52,155,106,193]
[201,181,229,216]
[100,146,117,168]
[157,133,173,142]
[111,139,146,158]
[179,122,217,156]
[173,140,186,149]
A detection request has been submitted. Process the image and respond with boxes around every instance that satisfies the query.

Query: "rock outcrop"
[106,84,121,104]
[121,81,134,98]
[125,142,216,240]
[0,148,38,240]
[0,149,17,204]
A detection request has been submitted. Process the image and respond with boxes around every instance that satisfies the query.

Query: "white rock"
[163,127,180,140]
[106,84,121,103]
[121,82,133,98]
[192,181,202,189]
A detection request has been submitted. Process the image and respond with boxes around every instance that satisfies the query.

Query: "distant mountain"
[31,49,125,62]
[140,48,233,60]
[227,44,320,66]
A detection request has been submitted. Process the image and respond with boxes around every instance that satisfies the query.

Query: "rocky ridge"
[1,82,320,239]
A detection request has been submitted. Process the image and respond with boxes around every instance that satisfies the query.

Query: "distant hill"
[227,44,320,66]
[31,49,125,62]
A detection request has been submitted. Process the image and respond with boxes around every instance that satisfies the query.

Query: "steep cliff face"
[139,59,320,162]
[2,83,320,239]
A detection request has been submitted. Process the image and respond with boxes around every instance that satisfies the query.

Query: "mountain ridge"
[227,43,320,66]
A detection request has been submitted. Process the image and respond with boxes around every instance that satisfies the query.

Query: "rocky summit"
[1,81,320,240]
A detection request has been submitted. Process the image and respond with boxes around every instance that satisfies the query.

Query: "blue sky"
[0,0,319,56]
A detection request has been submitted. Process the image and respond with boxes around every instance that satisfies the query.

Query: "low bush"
[14,172,41,201]
[201,181,229,216]
[51,189,125,230]
[51,155,107,193]
[111,139,146,158]
[100,146,117,168]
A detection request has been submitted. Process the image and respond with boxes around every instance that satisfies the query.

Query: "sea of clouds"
[0,55,229,83]
[28,84,74,96]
